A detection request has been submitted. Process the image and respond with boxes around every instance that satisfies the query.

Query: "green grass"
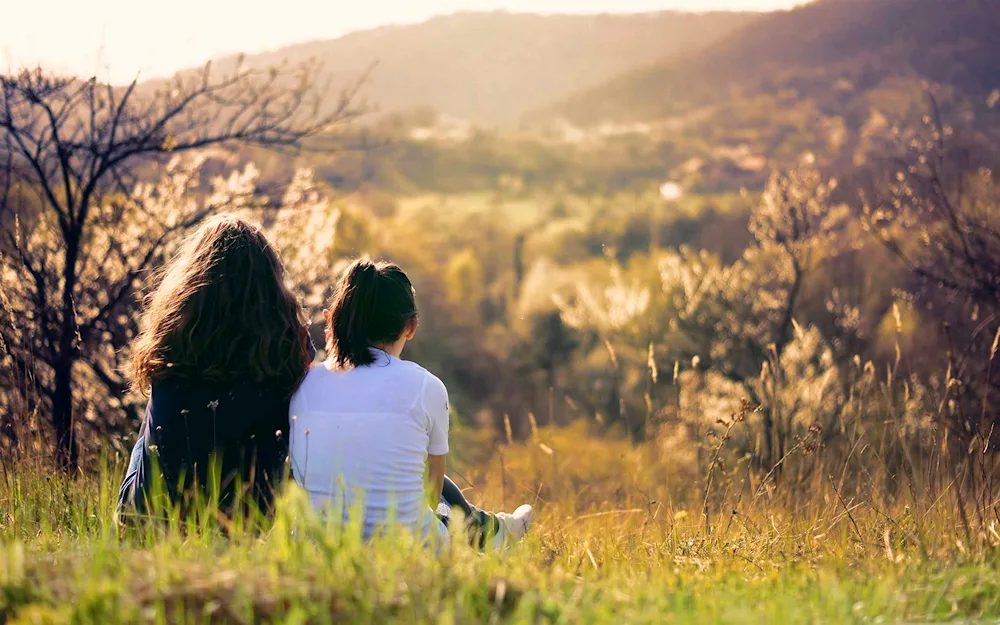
[6,536,997,624]
[3,425,1000,624]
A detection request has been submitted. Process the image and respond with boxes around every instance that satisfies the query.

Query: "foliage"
[857,93,1000,442]
[0,65,361,468]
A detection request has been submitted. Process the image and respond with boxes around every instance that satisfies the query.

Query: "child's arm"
[427,454,446,508]
[424,374,450,506]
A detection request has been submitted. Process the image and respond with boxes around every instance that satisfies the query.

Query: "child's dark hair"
[327,259,418,368]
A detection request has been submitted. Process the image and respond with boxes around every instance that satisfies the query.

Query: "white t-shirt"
[288,349,450,543]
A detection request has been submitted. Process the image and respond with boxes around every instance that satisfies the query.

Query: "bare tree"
[0,63,363,469]
[861,94,1000,314]
[746,166,818,468]
[751,162,833,360]
[554,162,838,461]
[860,93,1000,439]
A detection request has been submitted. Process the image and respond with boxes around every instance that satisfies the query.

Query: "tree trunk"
[774,261,802,359]
[761,408,775,471]
[52,359,78,471]
[775,418,787,482]
[53,231,81,472]
[765,258,802,477]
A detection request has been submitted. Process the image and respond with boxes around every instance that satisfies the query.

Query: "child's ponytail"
[326,258,418,368]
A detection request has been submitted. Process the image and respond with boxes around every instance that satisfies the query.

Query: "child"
[289,259,532,550]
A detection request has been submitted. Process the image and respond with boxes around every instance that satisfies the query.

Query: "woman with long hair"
[290,259,533,550]
[118,214,312,521]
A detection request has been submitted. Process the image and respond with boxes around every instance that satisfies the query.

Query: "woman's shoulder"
[148,378,289,436]
[152,377,286,400]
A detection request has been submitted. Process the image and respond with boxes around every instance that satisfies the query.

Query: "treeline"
[1,63,998,492]
[356,93,1000,483]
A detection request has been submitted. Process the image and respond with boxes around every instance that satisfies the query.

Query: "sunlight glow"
[2,0,811,84]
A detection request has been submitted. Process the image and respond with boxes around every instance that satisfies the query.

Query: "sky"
[1,0,809,84]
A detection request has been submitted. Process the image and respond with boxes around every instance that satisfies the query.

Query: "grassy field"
[2,421,999,624]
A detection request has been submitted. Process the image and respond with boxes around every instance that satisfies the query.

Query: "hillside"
[540,0,1000,125]
[198,11,756,126]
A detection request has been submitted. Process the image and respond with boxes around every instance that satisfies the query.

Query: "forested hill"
[187,10,756,126]
[538,0,1000,125]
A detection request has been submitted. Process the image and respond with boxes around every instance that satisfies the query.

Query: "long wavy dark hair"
[130,214,310,393]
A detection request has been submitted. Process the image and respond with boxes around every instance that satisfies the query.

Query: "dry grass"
[2,411,1000,624]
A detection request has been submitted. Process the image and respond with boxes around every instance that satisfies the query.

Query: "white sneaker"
[491,504,533,551]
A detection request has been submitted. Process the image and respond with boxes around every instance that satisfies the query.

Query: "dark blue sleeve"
[116,406,151,521]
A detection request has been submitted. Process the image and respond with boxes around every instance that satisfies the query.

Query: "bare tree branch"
[0,62,364,468]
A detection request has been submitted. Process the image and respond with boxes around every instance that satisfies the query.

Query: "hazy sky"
[2,0,809,84]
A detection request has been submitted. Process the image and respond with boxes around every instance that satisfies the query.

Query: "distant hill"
[196,11,756,126]
[539,0,1000,125]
